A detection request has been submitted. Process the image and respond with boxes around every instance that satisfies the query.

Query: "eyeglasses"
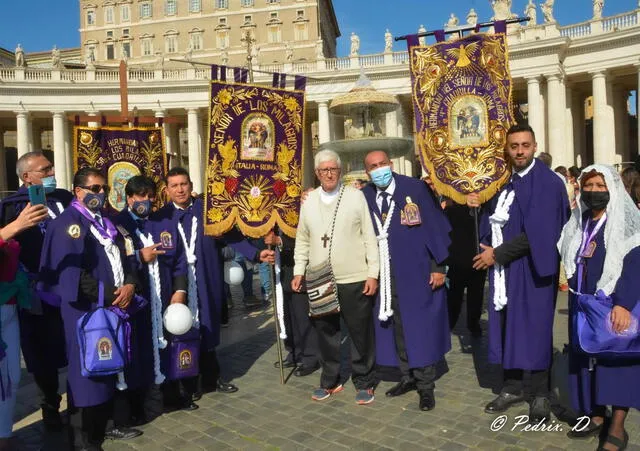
[317,168,340,176]
[79,184,110,194]
[30,165,54,175]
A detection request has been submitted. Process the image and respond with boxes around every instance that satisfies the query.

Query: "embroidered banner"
[204,80,305,238]
[409,33,514,204]
[73,126,167,212]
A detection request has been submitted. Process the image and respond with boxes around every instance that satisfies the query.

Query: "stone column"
[0,129,6,192]
[526,77,545,153]
[52,112,70,190]
[591,71,616,164]
[572,92,586,168]
[187,108,203,194]
[302,118,315,189]
[546,74,566,166]
[65,120,74,187]
[330,114,344,141]
[385,110,398,137]
[564,85,575,167]
[612,86,629,163]
[16,111,31,158]
[154,110,173,166]
[637,64,640,156]
[317,101,331,144]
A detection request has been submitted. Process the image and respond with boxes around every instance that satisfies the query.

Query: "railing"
[359,54,384,67]
[260,63,283,73]
[128,69,154,81]
[61,70,87,81]
[393,51,409,64]
[292,61,315,73]
[162,69,187,80]
[602,11,638,31]
[0,68,15,80]
[95,70,119,81]
[195,67,209,79]
[560,10,639,38]
[24,69,51,81]
[560,22,592,38]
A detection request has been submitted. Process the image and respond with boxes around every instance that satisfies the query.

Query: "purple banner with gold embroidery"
[409,33,514,204]
[204,80,305,238]
[73,126,167,212]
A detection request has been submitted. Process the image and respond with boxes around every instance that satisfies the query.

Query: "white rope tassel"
[137,231,166,385]
[489,190,516,311]
[374,202,395,322]
[274,248,287,339]
[89,225,128,390]
[177,217,200,328]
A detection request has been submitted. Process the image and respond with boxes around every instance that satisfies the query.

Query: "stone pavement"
[12,283,640,450]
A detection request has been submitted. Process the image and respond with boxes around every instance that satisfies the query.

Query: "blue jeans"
[258,262,272,300]
[233,251,253,297]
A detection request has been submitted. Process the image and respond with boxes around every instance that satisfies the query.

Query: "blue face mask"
[84,192,106,212]
[131,199,152,218]
[41,176,57,194]
[369,165,393,188]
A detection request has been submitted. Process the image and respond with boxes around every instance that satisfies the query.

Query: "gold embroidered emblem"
[68,224,81,239]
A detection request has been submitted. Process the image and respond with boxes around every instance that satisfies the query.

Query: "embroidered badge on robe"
[160,231,173,249]
[124,237,135,257]
[67,224,81,239]
[401,197,422,226]
[581,241,597,259]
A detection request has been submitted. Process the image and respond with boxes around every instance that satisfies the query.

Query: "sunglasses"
[79,184,110,194]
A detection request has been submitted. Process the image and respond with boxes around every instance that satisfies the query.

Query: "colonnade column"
[526,77,545,154]
[612,86,629,163]
[591,71,616,165]
[317,101,331,144]
[52,111,70,190]
[187,108,203,194]
[564,85,575,167]
[0,129,6,192]
[16,111,31,158]
[546,74,566,166]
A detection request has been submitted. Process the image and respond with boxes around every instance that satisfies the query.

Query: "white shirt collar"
[513,158,536,180]
[173,201,193,211]
[376,177,396,197]
[319,184,341,205]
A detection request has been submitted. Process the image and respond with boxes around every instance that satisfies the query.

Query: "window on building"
[241,0,253,6]
[216,0,228,9]
[140,2,152,18]
[87,10,96,26]
[244,15,252,25]
[166,35,178,53]
[105,6,114,23]
[270,12,278,20]
[142,39,153,56]
[191,33,203,50]
[216,30,229,49]
[294,23,308,40]
[268,25,281,43]
[122,42,131,58]
[267,0,279,3]
[165,0,177,15]
[122,28,130,36]
[296,9,304,19]
[190,0,201,12]
[107,30,114,38]
[121,4,130,22]
[218,17,227,25]
[106,43,115,59]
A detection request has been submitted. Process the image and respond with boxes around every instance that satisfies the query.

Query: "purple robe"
[157,198,257,350]
[39,206,137,407]
[480,159,570,370]
[0,186,72,373]
[112,209,187,389]
[363,174,452,368]
[568,221,640,413]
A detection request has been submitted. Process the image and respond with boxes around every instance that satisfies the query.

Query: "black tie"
[380,192,390,218]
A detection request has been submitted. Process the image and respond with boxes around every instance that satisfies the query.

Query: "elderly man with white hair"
[292,149,380,404]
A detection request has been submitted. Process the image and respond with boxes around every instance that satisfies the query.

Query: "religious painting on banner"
[204,80,305,238]
[409,32,515,204]
[74,126,167,212]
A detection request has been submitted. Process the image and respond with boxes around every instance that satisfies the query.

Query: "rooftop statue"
[350,32,360,56]
[467,8,479,26]
[541,0,556,23]
[384,29,393,52]
[525,0,537,25]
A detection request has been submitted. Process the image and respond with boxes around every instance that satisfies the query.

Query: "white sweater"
[293,185,379,284]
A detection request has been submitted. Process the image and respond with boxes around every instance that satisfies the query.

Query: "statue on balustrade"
[316,40,324,59]
[15,44,25,67]
[418,25,427,46]
[350,32,360,56]
[525,0,537,25]
[593,0,604,20]
[184,44,193,63]
[221,49,229,66]
[155,51,164,70]
[85,47,96,68]
[541,0,555,23]
[491,0,514,21]
[445,13,459,28]
[466,8,478,26]
[250,44,259,65]
[384,29,393,53]
[51,46,61,69]
[285,43,293,62]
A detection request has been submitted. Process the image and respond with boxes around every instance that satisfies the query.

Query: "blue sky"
[0,1,637,55]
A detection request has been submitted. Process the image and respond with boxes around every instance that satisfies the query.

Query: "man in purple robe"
[40,167,140,450]
[110,175,187,437]
[157,168,275,401]
[0,151,71,431]
[469,124,569,423]
[362,150,451,411]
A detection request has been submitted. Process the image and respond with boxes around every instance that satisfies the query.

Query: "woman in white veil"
[558,164,640,448]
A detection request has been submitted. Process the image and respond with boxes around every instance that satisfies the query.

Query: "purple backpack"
[161,327,200,380]
[76,282,127,377]
[573,290,640,359]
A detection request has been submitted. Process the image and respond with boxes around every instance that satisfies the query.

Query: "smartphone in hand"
[27,184,47,206]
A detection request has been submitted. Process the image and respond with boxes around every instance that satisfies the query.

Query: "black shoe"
[192,391,203,402]
[294,363,320,377]
[484,392,525,414]
[528,397,551,424]
[179,401,199,411]
[469,325,482,338]
[419,390,435,411]
[105,427,143,441]
[215,378,239,393]
[566,418,603,438]
[41,403,63,432]
[274,360,297,369]
[385,379,417,397]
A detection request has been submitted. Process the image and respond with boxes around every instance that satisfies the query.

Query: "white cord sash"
[373,202,395,321]
[177,217,200,328]
[88,225,128,389]
[47,202,64,219]
[274,248,287,339]
[489,190,516,311]
[137,230,167,385]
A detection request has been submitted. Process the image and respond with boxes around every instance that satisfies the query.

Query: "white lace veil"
[558,164,640,295]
